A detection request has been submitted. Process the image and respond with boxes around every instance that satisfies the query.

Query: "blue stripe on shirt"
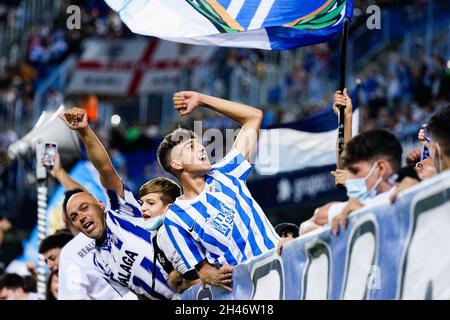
[113,236,123,250]
[107,185,142,218]
[107,190,120,211]
[232,178,276,250]
[205,193,248,262]
[189,201,238,266]
[171,202,230,257]
[211,177,262,257]
[139,257,171,291]
[164,218,205,269]
[108,212,152,245]
[132,276,167,300]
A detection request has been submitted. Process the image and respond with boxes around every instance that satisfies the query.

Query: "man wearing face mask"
[329,128,402,235]
[300,129,403,235]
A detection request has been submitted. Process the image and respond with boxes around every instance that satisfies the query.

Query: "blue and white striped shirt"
[92,183,175,300]
[164,148,280,270]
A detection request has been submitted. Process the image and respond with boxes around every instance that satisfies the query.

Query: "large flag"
[105,0,354,50]
[255,87,359,174]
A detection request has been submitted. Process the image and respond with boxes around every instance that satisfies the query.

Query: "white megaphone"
[8,105,81,161]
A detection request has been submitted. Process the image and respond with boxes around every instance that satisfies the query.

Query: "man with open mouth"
[59,107,175,300]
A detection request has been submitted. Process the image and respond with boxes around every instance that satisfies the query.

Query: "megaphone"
[8,105,81,161]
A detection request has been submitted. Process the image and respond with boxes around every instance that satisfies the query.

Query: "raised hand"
[41,151,62,178]
[59,107,88,130]
[49,152,62,178]
[418,129,431,149]
[333,88,353,118]
[173,91,202,116]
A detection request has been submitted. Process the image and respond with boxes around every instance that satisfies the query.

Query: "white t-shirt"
[327,187,397,225]
[58,233,123,300]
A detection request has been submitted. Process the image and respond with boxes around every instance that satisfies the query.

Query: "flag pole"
[35,142,48,300]
[337,17,350,167]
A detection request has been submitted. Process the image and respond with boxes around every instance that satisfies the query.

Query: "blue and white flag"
[105,0,354,50]
[255,88,359,174]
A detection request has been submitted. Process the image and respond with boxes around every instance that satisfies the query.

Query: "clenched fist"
[59,107,88,130]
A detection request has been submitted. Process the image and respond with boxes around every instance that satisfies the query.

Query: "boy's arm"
[59,108,124,199]
[333,88,353,168]
[173,91,263,161]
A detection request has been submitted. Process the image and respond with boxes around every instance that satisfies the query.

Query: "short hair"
[427,105,450,157]
[45,273,57,301]
[139,177,182,205]
[0,273,25,291]
[341,128,402,171]
[157,128,197,175]
[38,230,73,254]
[62,188,84,216]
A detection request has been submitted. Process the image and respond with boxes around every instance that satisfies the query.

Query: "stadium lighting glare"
[111,114,121,126]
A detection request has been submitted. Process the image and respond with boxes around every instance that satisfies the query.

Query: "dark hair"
[342,128,402,171]
[427,105,450,157]
[38,230,73,254]
[0,273,25,291]
[23,275,37,293]
[157,128,197,175]
[274,223,299,239]
[45,273,57,301]
[62,188,84,216]
[139,177,182,205]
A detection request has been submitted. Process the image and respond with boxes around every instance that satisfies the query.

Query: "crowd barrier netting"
[180,170,450,300]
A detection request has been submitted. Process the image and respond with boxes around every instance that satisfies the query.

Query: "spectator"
[0,273,38,300]
[139,177,200,293]
[44,152,125,300]
[158,91,280,292]
[45,272,58,301]
[427,105,450,173]
[300,129,403,235]
[274,223,299,240]
[330,129,403,235]
[38,230,73,274]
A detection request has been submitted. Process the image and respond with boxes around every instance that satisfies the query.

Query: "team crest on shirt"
[207,203,235,238]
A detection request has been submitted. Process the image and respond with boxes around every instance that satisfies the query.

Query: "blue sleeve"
[105,181,142,218]
[163,218,205,270]
[211,148,252,181]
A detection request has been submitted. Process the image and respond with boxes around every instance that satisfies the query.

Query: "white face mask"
[142,215,164,231]
[345,162,383,201]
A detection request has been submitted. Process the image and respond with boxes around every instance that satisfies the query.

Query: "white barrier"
[181,170,450,300]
